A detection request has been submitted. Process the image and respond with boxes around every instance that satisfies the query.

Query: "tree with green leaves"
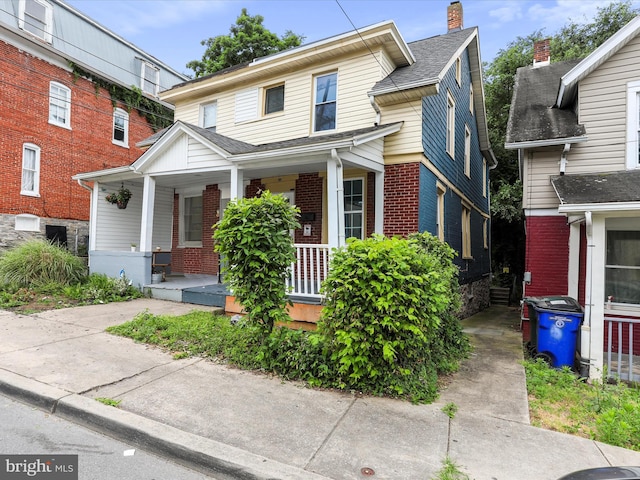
[187,8,304,77]
[485,1,639,284]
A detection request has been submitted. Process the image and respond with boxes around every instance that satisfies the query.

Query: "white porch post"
[588,213,606,381]
[230,166,244,200]
[567,219,581,299]
[375,170,385,235]
[89,183,99,251]
[140,175,156,252]
[327,150,345,248]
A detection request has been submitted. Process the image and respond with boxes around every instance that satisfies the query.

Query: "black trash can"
[527,296,583,368]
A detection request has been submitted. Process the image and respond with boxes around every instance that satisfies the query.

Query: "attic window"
[264,84,284,115]
[141,62,160,96]
[201,102,217,130]
[19,0,52,43]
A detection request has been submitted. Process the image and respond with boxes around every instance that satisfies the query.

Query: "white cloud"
[488,1,524,23]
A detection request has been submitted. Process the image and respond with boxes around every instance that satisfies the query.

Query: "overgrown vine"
[69,62,174,131]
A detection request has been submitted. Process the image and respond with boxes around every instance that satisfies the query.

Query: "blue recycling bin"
[530,297,583,368]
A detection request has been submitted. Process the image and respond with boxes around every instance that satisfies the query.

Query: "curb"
[0,369,330,480]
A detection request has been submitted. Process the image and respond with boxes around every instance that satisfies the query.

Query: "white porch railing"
[605,314,640,382]
[287,244,330,299]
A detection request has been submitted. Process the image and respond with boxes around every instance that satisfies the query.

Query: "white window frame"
[437,182,446,241]
[469,83,474,114]
[21,143,40,197]
[446,91,455,158]
[313,72,338,132]
[19,0,53,43]
[200,102,217,130]
[344,177,364,240]
[49,82,71,129]
[626,80,640,169]
[605,228,640,306]
[462,205,472,259]
[464,125,471,178]
[179,189,204,247]
[112,108,129,147]
[141,61,160,96]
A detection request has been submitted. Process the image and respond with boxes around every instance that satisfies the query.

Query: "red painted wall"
[524,216,570,298]
[0,40,155,221]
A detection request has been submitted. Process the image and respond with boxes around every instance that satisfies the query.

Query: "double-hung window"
[264,84,284,115]
[21,143,40,196]
[462,205,471,259]
[606,230,640,305]
[437,183,446,241]
[141,62,160,96]
[446,91,455,158]
[19,0,52,43]
[464,125,471,178]
[313,72,337,132]
[626,81,640,169]
[344,178,364,240]
[113,108,129,147]
[182,194,203,246]
[49,82,70,128]
[201,102,217,130]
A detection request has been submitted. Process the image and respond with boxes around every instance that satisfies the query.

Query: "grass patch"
[431,457,469,480]
[525,358,640,450]
[96,397,122,407]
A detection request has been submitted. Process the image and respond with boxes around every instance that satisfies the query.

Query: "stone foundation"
[458,275,491,319]
[0,214,89,255]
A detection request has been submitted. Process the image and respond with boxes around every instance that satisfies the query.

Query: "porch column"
[140,175,156,252]
[375,171,384,235]
[587,213,606,381]
[326,153,344,248]
[230,166,244,200]
[89,183,99,251]
[567,218,582,299]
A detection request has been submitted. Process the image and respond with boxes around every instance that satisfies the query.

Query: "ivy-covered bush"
[318,233,469,403]
[213,191,300,335]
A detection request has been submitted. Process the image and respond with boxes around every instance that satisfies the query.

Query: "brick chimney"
[533,38,551,67]
[447,1,463,32]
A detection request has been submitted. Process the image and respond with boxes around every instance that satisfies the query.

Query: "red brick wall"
[0,40,155,221]
[524,215,570,298]
[202,185,220,274]
[295,173,323,244]
[383,163,419,237]
[366,172,375,237]
[246,179,265,198]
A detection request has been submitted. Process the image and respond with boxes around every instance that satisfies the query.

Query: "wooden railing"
[287,244,330,299]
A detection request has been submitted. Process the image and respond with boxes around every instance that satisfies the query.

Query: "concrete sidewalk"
[1,300,640,479]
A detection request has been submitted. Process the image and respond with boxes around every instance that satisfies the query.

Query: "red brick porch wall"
[383,163,419,237]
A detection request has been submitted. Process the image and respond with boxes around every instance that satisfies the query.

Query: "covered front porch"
[73,121,402,311]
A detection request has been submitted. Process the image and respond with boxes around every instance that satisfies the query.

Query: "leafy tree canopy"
[187,8,304,77]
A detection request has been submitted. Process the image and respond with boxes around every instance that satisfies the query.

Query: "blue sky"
[66,0,640,77]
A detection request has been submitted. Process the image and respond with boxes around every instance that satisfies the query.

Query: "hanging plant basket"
[106,184,132,209]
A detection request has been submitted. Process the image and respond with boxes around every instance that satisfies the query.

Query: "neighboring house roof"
[557,15,640,108]
[505,59,586,147]
[551,170,640,207]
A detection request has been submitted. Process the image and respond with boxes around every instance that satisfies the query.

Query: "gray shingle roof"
[506,60,586,145]
[370,27,476,94]
[551,170,640,204]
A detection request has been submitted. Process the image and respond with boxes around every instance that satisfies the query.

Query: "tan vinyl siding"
[173,50,386,145]
[523,148,562,210]
[569,35,640,173]
[380,101,423,155]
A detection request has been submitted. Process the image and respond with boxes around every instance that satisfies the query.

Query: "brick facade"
[0,39,156,251]
[383,163,420,237]
[294,173,323,244]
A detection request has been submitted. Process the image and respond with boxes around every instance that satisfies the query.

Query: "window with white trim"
[264,84,284,115]
[462,205,471,259]
[482,158,487,198]
[201,102,217,130]
[112,108,129,147]
[313,72,337,132]
[21,143,40,196]
[49,82,70,128]
[483,218,488,249]
[181,194,203,246]
[437,183,446,241]
[455,57,461,85]
[344,178,363,240]
[464,125,471,178]
[606,230,640,305]
[469,83,474,114]
[626,81,640,169]
[446,91,455,158]
[141,62,160,96]
[19,0,52,43]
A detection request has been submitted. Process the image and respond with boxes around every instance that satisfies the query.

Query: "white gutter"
[369,95,381,125]
[76,179,93,192]
[558,201,640,214]
[331,149,346,247]
[505,135,588,150]
[559,143,571,174]
[581,211,593,375]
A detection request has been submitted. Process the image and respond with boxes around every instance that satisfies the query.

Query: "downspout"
[581,210,593,377]
[560,143,571,175]
[331,148,346,247]
[77,179,93,192]
[369,95,381,126]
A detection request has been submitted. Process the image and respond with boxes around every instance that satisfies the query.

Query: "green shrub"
[0,240,86,287]
[64,273,143,303]
[318,233,468,403]
[213,191,300,335]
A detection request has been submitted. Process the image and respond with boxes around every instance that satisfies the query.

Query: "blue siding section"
[419,47,490,284]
